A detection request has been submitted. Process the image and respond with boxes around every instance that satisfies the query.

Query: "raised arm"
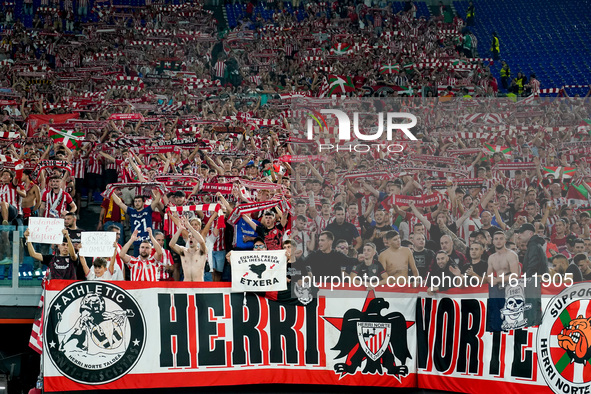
[148,228,162,262]
[63,229,78,261]
[24,229,43,261]
[120,230,138,264]
[241,213,258,230]
[108,243,117,275]
[169,228,184,255]
[408,202,432,231]
[80,256,91,277]
[111,192,129,213]
[182,217,206,253]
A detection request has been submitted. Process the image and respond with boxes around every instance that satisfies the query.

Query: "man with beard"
[551,254,583,283]
[120,228,162,282]
[325,206,362,250]
[412,233,435,279]
[169,217,208,282]
[363,206,394,253]
[518,223,549,276]
[486,231,520,331]
[40,175,76,219]
[111,192,161,257]
[516,223,548,329]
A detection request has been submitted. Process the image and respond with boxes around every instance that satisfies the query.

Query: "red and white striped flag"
[29,290,44,354]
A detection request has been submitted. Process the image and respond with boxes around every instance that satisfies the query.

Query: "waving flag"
[483,143,511,157]
[328,75,355,95]
[331,43,351,55]
[379,64,401,74]
[578,119,591,135]
[567,184,590,207]
[48,127,85,150]
[542,166,576,179]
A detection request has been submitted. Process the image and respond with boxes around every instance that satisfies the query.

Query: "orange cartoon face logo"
[558,315,591,363]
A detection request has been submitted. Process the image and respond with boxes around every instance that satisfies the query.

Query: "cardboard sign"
[28,218,64,244]
[79,232,117,257]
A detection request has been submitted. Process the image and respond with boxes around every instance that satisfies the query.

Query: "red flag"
[29,291,44,354]
[26,113,79,137]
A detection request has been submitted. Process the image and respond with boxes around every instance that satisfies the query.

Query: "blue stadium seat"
[454,0,590,94]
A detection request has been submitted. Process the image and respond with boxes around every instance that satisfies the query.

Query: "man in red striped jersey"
[153,230,174,281]
[0,169,25,225]
[120,228,162,282]
[41,175,76,219]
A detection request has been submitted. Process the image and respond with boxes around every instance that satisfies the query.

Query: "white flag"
[230,250,287,292]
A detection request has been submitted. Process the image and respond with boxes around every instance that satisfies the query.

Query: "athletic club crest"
[324,291,414,377]
[44,282,145,384]
[538,283,591,394]
[357,322,391,361]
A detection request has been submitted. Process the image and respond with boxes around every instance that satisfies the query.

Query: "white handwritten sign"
[28,217,65,245]
[79,232,116,257]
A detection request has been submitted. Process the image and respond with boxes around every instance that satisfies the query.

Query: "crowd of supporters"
[0,0,590,291]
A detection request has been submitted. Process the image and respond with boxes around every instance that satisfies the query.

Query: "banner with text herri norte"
[42,280,589,394]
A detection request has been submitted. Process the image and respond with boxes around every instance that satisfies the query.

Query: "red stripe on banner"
[258,296,270,366]
[172,336,177,368]
[45,371,420,392]
[188,294,198,369]
[295,306,306,366]
[499,332,507,379]
[418,375,552,394]
[318,295,327,368]
[477,300,486,377]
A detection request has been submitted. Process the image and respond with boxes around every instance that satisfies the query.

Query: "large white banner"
[42,280,580,394]
[230,250,288,292]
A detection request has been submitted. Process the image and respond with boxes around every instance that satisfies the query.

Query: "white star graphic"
[132,339,140,346]
[49,341,56,348]
[54,304,61,311]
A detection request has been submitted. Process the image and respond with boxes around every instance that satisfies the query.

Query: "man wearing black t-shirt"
[25,228,78,280]
[351,243,385,283]
[242,209,288,251]
[466,241,488,279]
[412,234,435,279]
[305,231,346,279]
[325,206,362,250]
[362,207,394,253]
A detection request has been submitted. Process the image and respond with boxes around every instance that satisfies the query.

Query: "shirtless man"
[21,169,40,225]
[486,231,520,285]
[169,217,208,282]
[378,230,419,285]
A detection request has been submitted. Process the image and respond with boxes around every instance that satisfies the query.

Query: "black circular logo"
[44,282,146,384]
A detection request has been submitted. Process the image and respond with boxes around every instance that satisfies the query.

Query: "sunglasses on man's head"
[254,244,265,249]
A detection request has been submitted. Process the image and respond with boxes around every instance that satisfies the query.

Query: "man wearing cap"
[517,223,548,276]
[517,222,548,327]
